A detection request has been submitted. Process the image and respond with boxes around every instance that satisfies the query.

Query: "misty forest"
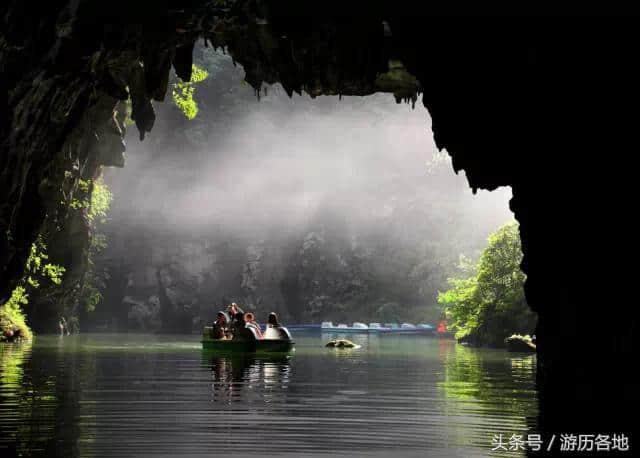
[2,47,531,345]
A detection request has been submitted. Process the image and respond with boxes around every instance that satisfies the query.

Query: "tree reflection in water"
[0,338,91,457]
[437,339,538,444]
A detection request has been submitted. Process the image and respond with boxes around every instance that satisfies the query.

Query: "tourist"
[231,311,246,339]
[59,316,69,336]
[263,312,288,340]
[227,302,243,321]
[244,312,263,339]
[211,312,227,339]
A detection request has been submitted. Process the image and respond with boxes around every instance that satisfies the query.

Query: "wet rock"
[505,335,536,353]
[173,41,195,82]
[326,339,357,348]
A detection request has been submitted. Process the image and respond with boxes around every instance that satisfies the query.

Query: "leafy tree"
[172,64,209,119]
[438,222,535,347]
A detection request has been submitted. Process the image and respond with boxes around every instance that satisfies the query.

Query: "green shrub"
[0,287,33,341]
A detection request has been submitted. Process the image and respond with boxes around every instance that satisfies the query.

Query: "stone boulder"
[505,335,536,353]
[325,339,358,348]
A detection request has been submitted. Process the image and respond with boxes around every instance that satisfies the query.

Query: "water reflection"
[0,341,32,391]
[440,343,536,408]
[0,334,537,457]
[203,352,292,404]
[438,341,538,454]
[0,339,96,457]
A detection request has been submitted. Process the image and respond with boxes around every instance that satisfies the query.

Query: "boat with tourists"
[202,326,295,352]
[202,307,295,353]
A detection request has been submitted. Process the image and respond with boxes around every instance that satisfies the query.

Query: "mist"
[106,84,512,241]
[97,48,514,326]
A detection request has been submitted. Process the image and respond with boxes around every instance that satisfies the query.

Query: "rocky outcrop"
[281,230,370,322]
[505,335,537,353]
[1,1,637,440]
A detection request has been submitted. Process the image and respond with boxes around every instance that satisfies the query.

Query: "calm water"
[0,333,537,457]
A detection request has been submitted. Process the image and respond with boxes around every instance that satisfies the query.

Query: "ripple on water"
[0,334,537,457]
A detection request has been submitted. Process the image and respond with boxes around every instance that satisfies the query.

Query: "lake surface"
[0,333,537,457]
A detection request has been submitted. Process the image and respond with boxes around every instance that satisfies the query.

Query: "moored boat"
[202,326,295,352]
[378,323,435,334]
[321,321,370,333]
[320,321,437,335]
[368,322,391,332]
[416,323,435,334]
[376,323,416,334]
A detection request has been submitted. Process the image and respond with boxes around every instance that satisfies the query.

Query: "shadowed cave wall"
[1,1,638,449]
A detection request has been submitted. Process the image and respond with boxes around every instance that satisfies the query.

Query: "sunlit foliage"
[1,287,32,341]
[1,237,66,341]
[25,237,65,288]
[172,64,209,120]
[88,178,113,223]
[81,177,113,313]
[68,177,112,224]
[1,176,114,339]
[438,222,535,346]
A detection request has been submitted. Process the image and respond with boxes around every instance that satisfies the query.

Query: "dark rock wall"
[1,1,637,444]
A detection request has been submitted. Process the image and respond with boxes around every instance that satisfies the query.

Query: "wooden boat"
[202,326,295,353]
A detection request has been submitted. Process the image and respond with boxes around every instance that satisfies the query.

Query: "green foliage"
[68,177,112,224]
[172,64,209,120]
[438,222,535,346]
[69,179,90,210]
[0,287,32,342]
[23,236,66,290]
[79,177,112,313]
[87,178,113,223]
[190,64,209,84]
[123,99,136,127]
[2,235,66,340]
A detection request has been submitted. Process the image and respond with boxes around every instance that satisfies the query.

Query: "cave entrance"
[93,47,519,336]
[0,14,549,454]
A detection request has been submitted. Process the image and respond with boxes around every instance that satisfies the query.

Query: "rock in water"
[504,335,536,353]
[325,339,357,348]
